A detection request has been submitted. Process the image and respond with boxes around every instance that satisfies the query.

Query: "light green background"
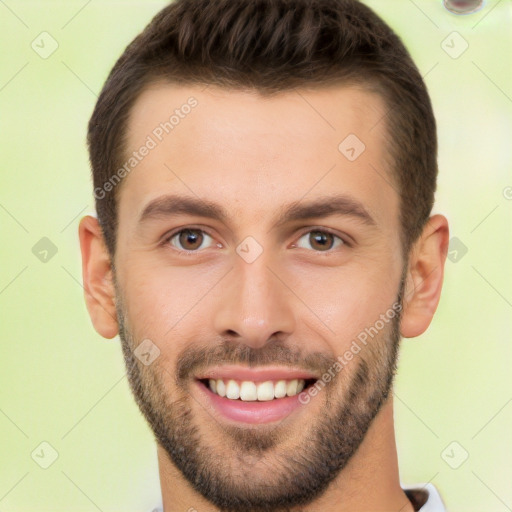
[1,1,511,511]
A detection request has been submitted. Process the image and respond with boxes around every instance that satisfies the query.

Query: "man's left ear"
[400,214,450,338]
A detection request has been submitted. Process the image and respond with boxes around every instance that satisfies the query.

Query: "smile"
[194,366,320,424]
[202,378,310,401]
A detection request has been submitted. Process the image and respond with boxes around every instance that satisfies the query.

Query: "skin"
[79,83,449,511]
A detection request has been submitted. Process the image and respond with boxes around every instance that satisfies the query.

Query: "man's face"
[113,83,404,510]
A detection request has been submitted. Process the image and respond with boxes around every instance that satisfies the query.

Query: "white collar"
[402,482,447,511]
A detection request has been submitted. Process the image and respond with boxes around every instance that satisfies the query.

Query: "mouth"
[193,367,320,424]
[198,377,316,401]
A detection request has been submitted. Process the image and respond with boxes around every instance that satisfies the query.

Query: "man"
[79,0,449,510]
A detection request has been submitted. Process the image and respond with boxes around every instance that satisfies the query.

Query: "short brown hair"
[88,0,437,257]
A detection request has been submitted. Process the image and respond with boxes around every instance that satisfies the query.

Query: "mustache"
[175,340,338,385]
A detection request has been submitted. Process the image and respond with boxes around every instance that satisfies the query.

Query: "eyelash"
[162,226,351,255]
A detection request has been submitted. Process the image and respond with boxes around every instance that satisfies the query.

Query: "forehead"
[119,82,398,232]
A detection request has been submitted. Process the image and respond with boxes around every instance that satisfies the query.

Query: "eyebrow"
[138,193,376,228]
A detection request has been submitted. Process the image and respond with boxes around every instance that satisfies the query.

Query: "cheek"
[287,259,401,350]
[120,261,223,344]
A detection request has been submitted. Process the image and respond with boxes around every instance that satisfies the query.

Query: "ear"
[400,214,449,338]
[78,215,119,339]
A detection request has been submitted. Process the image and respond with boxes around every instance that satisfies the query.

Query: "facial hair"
[115,276,405,512]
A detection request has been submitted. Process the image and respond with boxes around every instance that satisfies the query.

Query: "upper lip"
[195,365,319,382]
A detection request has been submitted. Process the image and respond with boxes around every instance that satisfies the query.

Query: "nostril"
[443,0,485,14]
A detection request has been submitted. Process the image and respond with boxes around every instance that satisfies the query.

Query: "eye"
[294,229,346,252]
[163,227,348,254]
[166,228,217,252]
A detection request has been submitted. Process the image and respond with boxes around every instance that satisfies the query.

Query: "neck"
[157,394,414,512]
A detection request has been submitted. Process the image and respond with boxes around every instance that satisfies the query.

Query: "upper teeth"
[208,379,306,401]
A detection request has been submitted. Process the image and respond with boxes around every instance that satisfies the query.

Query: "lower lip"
[195,380,309,424]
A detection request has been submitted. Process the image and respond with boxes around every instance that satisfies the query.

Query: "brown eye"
[169,229,213,251]
[296,230,344,252]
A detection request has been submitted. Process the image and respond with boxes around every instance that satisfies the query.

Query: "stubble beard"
[115,278,404,512]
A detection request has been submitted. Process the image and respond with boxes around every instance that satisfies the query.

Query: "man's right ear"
[78,215,119,339]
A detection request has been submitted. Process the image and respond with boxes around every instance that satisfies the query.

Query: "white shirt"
[149,483,446,511]
[402,483,447,511]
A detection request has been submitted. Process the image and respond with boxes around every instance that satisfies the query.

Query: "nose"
[213,251,296,349]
